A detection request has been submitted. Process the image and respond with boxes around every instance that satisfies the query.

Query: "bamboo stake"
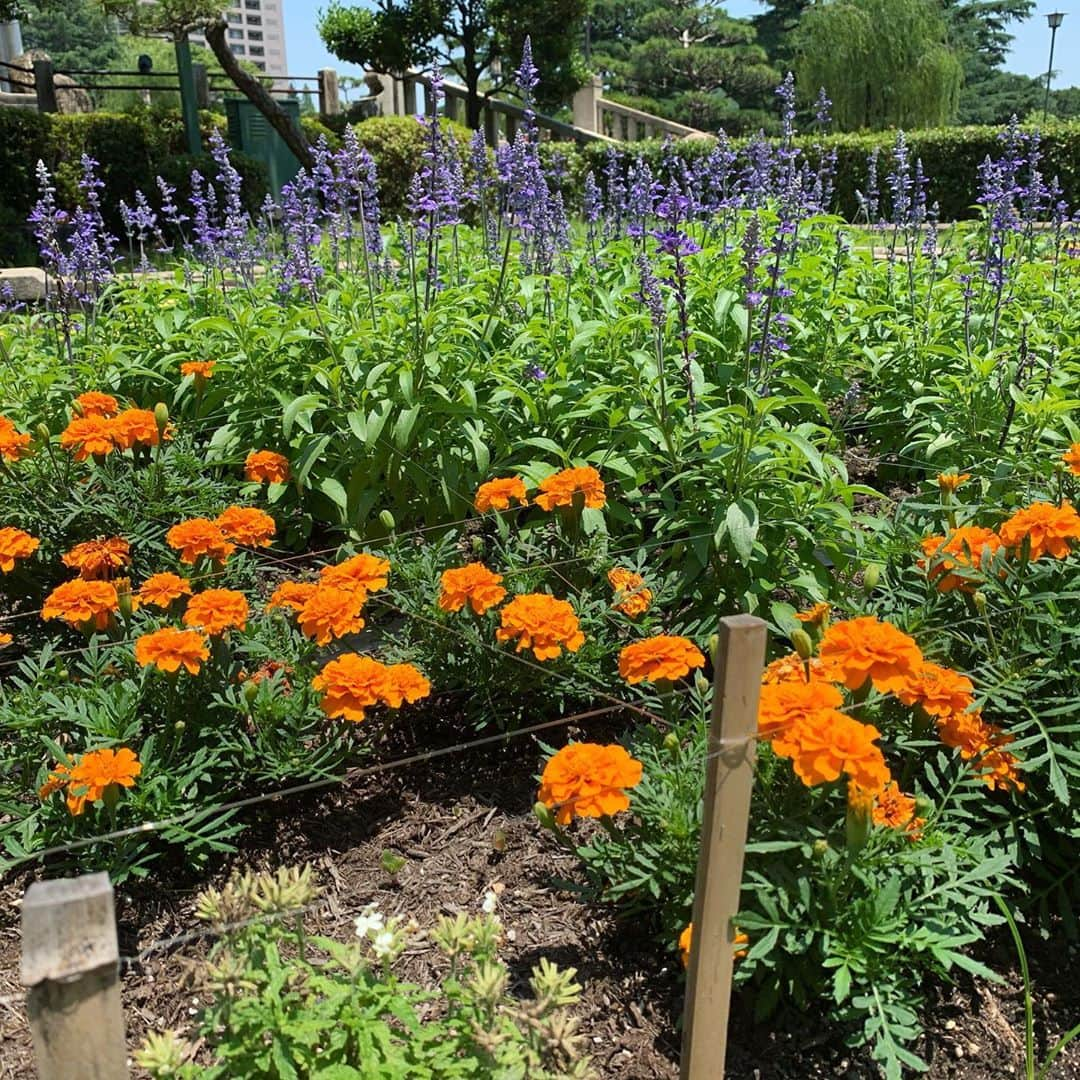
[680,613,767,1080]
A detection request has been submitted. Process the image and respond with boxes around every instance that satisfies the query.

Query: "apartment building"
[190,1,288,78]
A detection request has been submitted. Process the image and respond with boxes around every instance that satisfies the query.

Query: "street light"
[1043,11,1066,123]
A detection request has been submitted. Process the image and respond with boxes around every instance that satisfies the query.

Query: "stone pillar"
[572,74,602,134]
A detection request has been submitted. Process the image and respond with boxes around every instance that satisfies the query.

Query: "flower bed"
[2,50,1080,1078]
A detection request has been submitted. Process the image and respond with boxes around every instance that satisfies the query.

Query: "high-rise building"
[190,1,288,78]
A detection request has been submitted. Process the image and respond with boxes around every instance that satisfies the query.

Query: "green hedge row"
[564,119,1080,220]
[4,106,1078,267]
[0,107,271,266]
[350,115,1080,222]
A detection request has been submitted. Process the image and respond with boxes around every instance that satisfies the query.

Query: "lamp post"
[1043,11,1065,123]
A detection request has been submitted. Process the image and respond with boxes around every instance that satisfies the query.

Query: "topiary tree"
[793,0,963,131]
[318,0,588,129]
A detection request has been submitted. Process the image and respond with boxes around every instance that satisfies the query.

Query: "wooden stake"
[21,872,128,1080]
[680,613,767,1080]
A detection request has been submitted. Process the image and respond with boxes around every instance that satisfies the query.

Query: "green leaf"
[725,499,758,564]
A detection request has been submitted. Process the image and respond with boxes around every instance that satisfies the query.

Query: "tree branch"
[204,18,314,170]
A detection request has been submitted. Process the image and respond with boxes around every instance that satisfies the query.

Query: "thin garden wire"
[4,700,638,870]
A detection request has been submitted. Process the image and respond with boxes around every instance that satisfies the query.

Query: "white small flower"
[372,930,395,958]
[354,903,385,939]
[481,890,498,914]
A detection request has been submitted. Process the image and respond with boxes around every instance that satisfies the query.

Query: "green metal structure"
[225,97,303,198]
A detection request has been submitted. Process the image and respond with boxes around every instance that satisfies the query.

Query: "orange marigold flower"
[937,472,970,494]
[998,501,1080,561]
[936,710,1025,792]
[618,635,705,685]
[319,553,391,596]
[919,526,1002,592]
[379,663,432,707]
[181,361,216,379]
[183,589,249,635]
[873,781,924,837]
[0,632,12,646]
[0,527,39,572]
[758,679,844,741]
[537,742,643,825]
[61,537,130,580]
[111,409,161,450]
[138,572,192,608]
[818,616,923,693]
[976,742,1026,793]
[795,602,831,627]
[439,563,506,615]
[761,652,838,685]
[312,653,390,721]
[607,567,653,618]
[41,747,141,816]
[74,391,119,418]
[496,593,585,661]
[134,627,210,675]
[266,580,317,613]
[474,476,528,512]
[215,506,277,548]
[534,466,606,512]
[1064,444,1080,477]
[679,923,692,968]
[772,709,890,791]
[42,579,118,630]
[166,518,236,565]
[59,415,115,461]
[244,450,292,485]
[240,659,293,691]
[0,415,32,462]
[887,661,975,717]
[297,586,366,645]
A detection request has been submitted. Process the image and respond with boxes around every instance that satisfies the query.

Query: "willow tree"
[793,0,962,131]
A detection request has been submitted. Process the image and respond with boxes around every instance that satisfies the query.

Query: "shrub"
[135,866,594,1079]
[352,114,474,218]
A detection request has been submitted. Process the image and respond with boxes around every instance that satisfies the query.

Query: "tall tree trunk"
[465,74,482,129]
[204,19,313,170]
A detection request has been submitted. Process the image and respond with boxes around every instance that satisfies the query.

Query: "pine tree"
[588,0,777,131]
[20,0,122,72]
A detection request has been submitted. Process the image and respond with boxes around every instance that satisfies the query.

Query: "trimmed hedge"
[352,114,474,218]
[569,119,1080,220]
[0,107,269,266]
[4,105,1078,267]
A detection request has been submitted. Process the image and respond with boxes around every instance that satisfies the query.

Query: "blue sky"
[283,0,1080,88]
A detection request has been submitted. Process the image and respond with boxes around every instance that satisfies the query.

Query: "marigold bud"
[243,680,258,707]
[790,628,813,660]
[663,732,680,755]
[36,423,51,444]
[914,795,933,818]
[154,402,169,438]
[470,536,485,556]
[379,510,396,531]
[694,671,710,695]
[174,720,186,732]
[533,801,556,830]
[863,563,882,592]
[708,633,719,666]
[972,591,987,613]
[812,838,830,859]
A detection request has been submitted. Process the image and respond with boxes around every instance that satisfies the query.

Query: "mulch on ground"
[2,708,1078,1078]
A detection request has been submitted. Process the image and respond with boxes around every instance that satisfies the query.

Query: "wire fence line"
[3,699,655,871]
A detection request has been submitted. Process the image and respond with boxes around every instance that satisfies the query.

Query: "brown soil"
[2,711,1078,1079]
